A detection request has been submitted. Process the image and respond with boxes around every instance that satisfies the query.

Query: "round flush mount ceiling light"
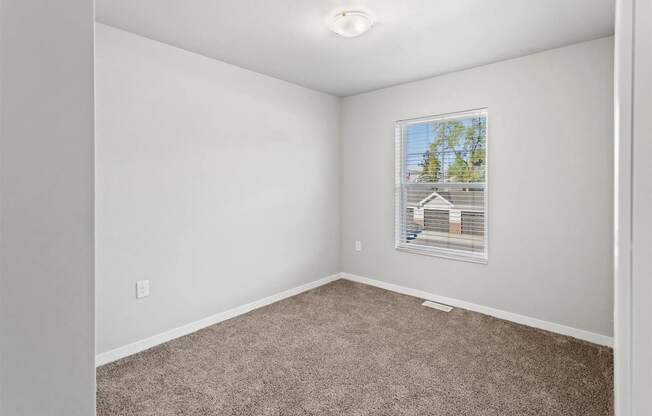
[329,11,374,38]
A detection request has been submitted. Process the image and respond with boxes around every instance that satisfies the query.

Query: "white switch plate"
[355,240,362,251]
[136,280,150,299]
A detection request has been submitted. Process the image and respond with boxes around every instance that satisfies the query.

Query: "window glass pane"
[396,110,488,262]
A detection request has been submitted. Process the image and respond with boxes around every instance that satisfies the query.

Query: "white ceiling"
[96,0,614,97]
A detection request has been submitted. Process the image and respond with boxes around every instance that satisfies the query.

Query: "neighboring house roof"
[406,189,484,211]
[419,191,453,209]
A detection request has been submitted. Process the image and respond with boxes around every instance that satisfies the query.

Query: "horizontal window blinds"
[395,109,488,262]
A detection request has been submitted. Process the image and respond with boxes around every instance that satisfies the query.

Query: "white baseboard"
[95,273,341,367]
[341,273,613,347]
[97,271,612,366]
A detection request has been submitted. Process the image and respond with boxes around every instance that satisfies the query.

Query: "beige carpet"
[97,279,613,415]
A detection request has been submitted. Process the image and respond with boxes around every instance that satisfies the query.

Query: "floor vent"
[422,300,453,312]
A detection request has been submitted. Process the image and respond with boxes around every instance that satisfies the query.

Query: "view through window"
[395,109,488,262]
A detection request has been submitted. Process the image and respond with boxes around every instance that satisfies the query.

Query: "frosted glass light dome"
[329,11,374,38]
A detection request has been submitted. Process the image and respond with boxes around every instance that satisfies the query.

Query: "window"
[395,109,488,263]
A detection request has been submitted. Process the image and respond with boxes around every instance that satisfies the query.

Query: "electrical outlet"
[355,240,362,251]
[136,280,150,299]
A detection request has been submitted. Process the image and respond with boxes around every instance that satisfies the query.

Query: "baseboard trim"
[95,273,341,367]
[341,273,613,347]
[97,271,612,366]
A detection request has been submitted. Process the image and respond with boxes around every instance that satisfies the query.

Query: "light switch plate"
[355,240,362,251]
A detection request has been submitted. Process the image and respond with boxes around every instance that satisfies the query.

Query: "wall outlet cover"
[136,280,150,299]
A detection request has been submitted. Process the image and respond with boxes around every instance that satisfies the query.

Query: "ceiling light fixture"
[329,11,374,38]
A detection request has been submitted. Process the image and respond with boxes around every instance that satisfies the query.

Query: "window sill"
[395,244,488,264]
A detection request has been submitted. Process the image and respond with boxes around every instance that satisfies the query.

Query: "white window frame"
[394,108,489,264]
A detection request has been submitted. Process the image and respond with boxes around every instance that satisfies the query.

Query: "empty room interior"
[2,0,652,415]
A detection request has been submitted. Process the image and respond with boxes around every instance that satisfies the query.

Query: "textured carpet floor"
[97,280,613,416]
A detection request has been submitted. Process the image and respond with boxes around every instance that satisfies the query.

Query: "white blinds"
[395,109,488,262]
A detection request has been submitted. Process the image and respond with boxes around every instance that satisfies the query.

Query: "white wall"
[630,0,652,410]
[614,0,652,413]
[0,1,95,415]
[340,37,614,338]
[95,24,340,354]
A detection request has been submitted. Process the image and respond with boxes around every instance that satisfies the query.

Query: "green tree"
[419,117,486,183]
[418,148,441,182]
